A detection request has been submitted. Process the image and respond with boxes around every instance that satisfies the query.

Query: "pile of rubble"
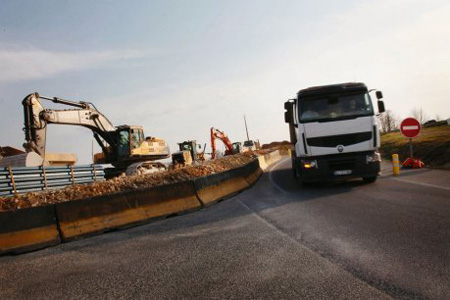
[0,153,257,212]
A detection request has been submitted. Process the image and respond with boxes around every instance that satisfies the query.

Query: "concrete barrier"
[1,157,272,254]
[195,170,249,206]
[56,181,202,241]
[242,159,263,185]
[258,150,282,171]
[0,205,60,254]
[194,159,261,206]
[244,168,263,186]
[258,156,269,171]
[278,148,291,156]
[265,150,281,166]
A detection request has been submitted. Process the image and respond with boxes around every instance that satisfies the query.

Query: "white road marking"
[393,177,450,191]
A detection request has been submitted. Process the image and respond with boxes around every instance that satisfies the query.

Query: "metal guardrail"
[0,165,105,197]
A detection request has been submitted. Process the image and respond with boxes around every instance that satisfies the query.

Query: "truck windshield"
[299,93,374,123]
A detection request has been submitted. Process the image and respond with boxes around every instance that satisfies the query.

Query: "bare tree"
[411,107,428,124]
[378,110,399,133]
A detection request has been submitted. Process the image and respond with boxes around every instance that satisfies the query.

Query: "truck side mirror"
[284,100,295,123]
[284,111,292,123]
[375,91,383,99]
[378,101,385,113]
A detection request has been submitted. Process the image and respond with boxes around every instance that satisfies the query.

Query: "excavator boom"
[22,93,116,156]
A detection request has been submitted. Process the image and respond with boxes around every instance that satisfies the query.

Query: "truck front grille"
[307,131,372,148]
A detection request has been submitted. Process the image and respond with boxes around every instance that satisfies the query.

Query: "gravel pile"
[0,153,257,212]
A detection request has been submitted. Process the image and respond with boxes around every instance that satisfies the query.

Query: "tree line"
[377,108,446,133]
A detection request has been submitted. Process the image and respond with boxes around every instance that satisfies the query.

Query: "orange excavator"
[210,127,239,159]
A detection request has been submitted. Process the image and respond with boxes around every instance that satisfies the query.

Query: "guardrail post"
[42,165,48,191]
[70,166,75,185]
[93,164,97,181]
[7,166,17,196]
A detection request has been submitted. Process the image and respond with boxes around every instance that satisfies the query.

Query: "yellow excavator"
[10,92,170,177]
[171,140,206,169]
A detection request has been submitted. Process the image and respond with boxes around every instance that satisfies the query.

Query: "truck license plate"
[334,170,352,176]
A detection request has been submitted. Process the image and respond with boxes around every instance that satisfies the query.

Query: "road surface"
[1,158,449,299]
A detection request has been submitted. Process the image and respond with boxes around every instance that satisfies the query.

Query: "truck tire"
[362,176,377,183]
[291,154,299,178]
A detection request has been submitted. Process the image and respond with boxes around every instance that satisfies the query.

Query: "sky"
[1,0,449,164]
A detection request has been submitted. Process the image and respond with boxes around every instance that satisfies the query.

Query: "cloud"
[0,46,149,83]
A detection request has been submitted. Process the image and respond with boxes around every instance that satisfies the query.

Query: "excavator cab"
[178,141,198,160]
[232,142,242,154]
[116,125,145,158]
[130,127,145,150]
[117,128,130,157]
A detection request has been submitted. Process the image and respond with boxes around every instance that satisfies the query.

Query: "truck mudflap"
[296,151,380,182]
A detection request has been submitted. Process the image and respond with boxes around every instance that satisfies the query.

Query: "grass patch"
[380,124,450,167]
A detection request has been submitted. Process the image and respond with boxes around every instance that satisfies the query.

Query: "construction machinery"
[232,142,243,154]
[210,127,242,159]
[242,140,261,152]
[171,140,206,169]
[14,92,170,177]
[241,115,260,152]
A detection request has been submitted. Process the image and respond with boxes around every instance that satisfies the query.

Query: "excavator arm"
[22,93,116,157]
[210,127,234,159]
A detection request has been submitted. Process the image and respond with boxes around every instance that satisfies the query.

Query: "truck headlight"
[366,152,381,164]
[301,160,317,169]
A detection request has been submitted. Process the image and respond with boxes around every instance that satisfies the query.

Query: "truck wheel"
[362,176,377,183]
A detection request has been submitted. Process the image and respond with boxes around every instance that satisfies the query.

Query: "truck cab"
[284,82,385,183]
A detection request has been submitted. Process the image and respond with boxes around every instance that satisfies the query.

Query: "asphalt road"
[1,158,449,300]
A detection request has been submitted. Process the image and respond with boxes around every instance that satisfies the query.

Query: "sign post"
[409,137,413,158]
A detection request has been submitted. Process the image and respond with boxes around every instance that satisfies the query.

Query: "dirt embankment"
[380,124,450,168]
[0,153,258,212]
[261,141,293,152]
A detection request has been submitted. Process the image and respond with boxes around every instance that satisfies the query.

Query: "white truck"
[284,82,385,183]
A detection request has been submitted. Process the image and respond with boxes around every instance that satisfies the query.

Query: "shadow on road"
[58,159,386,252]
[67,166,375,246]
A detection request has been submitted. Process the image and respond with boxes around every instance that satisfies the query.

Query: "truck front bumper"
[296,151,381,182]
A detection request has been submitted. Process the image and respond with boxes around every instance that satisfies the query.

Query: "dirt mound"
[0,153,257,212]
[261,140,292,150]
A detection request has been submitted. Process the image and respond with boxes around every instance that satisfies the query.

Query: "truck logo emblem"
[337,145,344,153]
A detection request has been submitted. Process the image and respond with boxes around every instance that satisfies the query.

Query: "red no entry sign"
[400,118,421,138]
